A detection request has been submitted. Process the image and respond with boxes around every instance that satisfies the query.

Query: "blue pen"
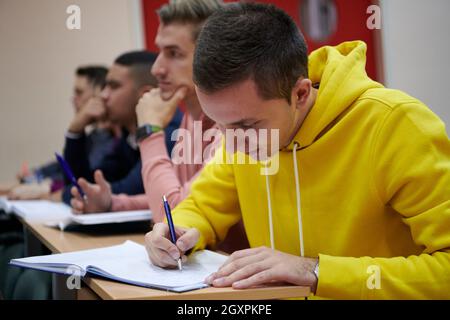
[162,195,182,270]
[55,152,87,202]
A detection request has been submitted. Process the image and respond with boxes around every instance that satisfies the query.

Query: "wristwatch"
[313,261,319,279]
[136,124,162,143]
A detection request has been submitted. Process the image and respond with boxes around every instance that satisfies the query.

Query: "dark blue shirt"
[62,108,183,204]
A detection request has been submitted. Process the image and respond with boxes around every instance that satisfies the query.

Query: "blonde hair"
[157,0,223,40]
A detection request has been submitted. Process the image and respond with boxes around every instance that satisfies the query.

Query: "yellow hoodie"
[172,41,450,299]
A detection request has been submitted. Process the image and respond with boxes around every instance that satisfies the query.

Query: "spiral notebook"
[10,240,227,292]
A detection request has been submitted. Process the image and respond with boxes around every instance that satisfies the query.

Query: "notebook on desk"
[0,198,152,230]
[10,240,227,292]
[11,200,72,221]
[0,198,64,218]
[0,196,10,212]
[46,209,152,231]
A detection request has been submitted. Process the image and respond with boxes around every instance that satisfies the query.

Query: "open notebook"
[10,240,227,292]
[0,198,151,229]
[46,210,152,231]
[0,196,12,212]
[0,197,46,215]
[0,198,71,221]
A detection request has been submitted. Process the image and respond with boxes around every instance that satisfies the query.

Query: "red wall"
[141,0,381,81]
[141,0,167,52]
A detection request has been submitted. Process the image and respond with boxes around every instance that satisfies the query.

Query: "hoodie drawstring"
[264,142,304,257]
[293,142,305,257]
[265,166,275,250]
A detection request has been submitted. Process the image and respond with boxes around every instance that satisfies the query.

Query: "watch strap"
[136,124,162,143]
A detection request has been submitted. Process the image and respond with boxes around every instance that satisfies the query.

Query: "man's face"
[196,79,298,160]
[72,75,95,112]
[152,22,196,101]
[101,64,139,126]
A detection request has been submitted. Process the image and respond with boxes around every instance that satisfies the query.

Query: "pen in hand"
[55,152,88,202]
[162,195,182,271]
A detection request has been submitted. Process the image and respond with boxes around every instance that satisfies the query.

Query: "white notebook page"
[11,241,228,290]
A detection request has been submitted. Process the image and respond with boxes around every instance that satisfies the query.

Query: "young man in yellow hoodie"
[144,3,450,299]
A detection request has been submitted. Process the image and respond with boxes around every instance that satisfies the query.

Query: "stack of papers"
[10,240,227,292]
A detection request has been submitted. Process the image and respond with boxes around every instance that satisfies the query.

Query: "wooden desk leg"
[23,226,77,300]
[53,275,100,300]
[77,285,100,300]
[52,274,77,300]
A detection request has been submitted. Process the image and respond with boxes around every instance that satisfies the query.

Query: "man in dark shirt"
[8,65,114,200]
[62,51,182,205]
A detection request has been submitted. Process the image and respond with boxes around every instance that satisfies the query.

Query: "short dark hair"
[76,66,108,88]
[157,0,223,41]
[114,50,158,88]
[193,3,308,103]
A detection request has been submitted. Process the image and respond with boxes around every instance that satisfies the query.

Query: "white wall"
[0,0,144,181]
[380,0,450,127]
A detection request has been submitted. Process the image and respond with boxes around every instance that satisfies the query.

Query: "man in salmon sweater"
[70,0,249,252]
[145,3,450,299]
[70,0,223,218]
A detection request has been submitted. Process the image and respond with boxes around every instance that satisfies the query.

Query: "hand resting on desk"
[145,222,318,293]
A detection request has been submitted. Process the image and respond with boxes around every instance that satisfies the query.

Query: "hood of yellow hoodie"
[285,41,383,151]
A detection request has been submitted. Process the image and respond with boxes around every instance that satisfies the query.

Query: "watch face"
[137,124,161,143]
[314,263,319,278]
[136,125,151,142]
[144,126,153,135]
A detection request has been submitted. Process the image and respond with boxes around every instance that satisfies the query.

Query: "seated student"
[145,3,450,299]
[2,66,124,299]
[8,66,116,200]
[62,51,183,205]
[70,0,248,253]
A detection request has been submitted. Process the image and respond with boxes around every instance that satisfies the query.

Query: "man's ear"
[291,78,312,110]
[138,85,154,98]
